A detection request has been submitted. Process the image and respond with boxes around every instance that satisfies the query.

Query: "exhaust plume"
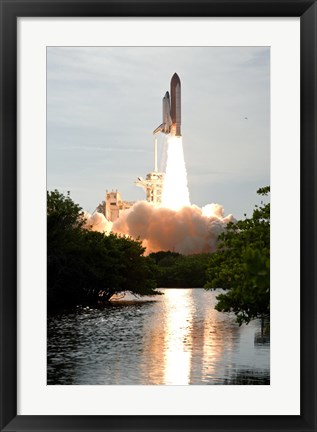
[161,136,190,210]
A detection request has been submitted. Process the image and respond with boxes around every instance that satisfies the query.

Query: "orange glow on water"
[163,289,192,385]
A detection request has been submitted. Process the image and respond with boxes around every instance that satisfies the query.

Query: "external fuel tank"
[153,73,181,137]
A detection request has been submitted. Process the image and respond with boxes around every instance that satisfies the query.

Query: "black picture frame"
[1,1,316,431]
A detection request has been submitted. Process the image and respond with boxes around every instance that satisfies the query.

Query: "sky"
[47,46,270,219]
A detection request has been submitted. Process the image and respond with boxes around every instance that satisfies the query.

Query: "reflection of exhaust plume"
[112,201,234,255]
[83,211,113,234]
[161,136,190,210]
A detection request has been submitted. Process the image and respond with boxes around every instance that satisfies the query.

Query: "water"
[47,288,270,385]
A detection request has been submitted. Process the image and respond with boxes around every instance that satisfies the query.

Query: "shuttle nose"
[171,73,180,84]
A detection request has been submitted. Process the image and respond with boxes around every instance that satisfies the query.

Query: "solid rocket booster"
[153,73,181,137]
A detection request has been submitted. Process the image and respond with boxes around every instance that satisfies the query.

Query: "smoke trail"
[161,136,190,210]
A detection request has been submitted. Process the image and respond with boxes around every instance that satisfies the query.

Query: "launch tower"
[135,137,164,206]
[103,190,134,222]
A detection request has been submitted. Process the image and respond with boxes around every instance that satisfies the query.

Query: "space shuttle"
[153,73,181,137]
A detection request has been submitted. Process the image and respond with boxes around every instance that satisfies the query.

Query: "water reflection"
[163,289,192,384]
[47,289,270,385]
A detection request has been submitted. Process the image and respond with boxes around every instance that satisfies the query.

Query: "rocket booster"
[153,73,181,137]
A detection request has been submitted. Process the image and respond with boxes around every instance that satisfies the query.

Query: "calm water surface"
[47,288,270,385]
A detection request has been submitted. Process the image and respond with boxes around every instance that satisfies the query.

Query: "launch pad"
[135,136,165,206]
[135,172,164,206]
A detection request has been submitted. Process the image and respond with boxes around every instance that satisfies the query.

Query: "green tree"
[47,189,85,231]
[149,251,210,288]
[205,187,270,325]
[47,190,86,306]
[47,190,161,309]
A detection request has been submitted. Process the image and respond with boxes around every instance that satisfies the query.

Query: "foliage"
[47,189,85,231]
[149,251,211,288]
[47,190,160,310]
[205,187,270,325]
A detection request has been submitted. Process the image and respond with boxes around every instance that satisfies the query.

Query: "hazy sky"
[47,46,270,219]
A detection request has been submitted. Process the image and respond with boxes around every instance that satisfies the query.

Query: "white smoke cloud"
[112,201,234,255]
[82,203,234,255]
[83,211,113,234]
